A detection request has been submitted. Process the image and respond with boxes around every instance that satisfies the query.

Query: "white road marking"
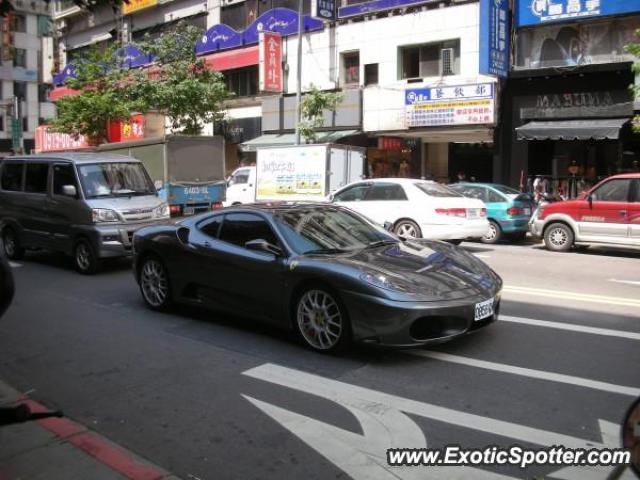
[474,254,491,258]
[502,286,640,308]
[408,350,640,397]
[608,278,640,287]
[8,262,21,268]
[500,315,640,341]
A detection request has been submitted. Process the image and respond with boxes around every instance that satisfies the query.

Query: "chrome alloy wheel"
[548,227,568,248]
[3,231,16,257]
[140,259,169,308]
[396,223,418,239]
[484,222,498,241]
[297,290,343,350]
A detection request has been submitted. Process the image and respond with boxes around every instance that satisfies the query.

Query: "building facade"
[0,0,55,154]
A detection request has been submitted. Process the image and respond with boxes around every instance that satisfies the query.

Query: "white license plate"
[523,207,531,216]
[183,206,195,216]
[467,209,479,219]
[474,298,494,321]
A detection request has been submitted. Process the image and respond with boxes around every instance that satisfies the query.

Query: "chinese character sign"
[259,32,283,93]
[479,0,510,78]
[405,83,495,128]
[311,0,336,22]
[122,0,158,15]
[515,0,640,27]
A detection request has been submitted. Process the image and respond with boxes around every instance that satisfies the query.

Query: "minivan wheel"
[394,220,422,239]
[544,223,574,252]
[2,228,25,260]
[295,287,350,353]
[481,220,502,244]
[138,256,172,311]
[73,239,100,274]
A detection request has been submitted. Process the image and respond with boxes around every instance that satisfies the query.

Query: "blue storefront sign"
[312,0,336,21]
[516,0,640,27]
[479,0,510,78]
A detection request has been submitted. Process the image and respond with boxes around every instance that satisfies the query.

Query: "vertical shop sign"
[479,0,510,78]
[259,31,283,93]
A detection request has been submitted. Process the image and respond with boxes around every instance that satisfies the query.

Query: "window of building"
[0,115,3,131]
[1,162,24,191]
[224,66,258,98]
[13,48,26,68]
[342,51,360,85]
[399,39,460,79]
[38,85,50,103]
[13,14,26,33]
[53,164,78,196]
[219,213,279,248]
[22,116,28,132]
[37,15,52,37]
[24,163,49,194]
[14,81,27,99]
[55,0,77,12]
[364,63,378,86]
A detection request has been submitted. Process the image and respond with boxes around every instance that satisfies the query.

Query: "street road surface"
[1,240,639,479]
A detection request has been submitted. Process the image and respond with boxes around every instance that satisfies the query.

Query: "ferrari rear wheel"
[295,288,349,352]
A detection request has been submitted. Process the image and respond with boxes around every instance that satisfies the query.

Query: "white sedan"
[330,178,489,242]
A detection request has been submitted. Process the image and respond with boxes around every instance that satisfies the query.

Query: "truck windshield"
[78,163,155,199]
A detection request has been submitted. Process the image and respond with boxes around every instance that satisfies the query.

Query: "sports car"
[132,203,502,352]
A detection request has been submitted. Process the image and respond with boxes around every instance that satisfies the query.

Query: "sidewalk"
[0,380,180,480]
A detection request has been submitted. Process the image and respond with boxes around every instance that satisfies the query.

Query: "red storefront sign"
[107,114,145,143]
[35,126,91,153]
[259,31,282,93]
[378,137,403,150]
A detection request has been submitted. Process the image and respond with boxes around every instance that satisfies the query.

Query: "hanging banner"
[259,31,283,93]
[479,0,510,78]
[311,0,336,22]
[405,83,495,127]
[35,126,90,153]
[516,0,640,27]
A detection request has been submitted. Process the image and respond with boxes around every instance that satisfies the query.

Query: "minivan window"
[53,164,78,196]
[1,163,24,191]
[24,163,49,194]
[591,179,632,202]
[78,163,155,199]
[219,213,279,248]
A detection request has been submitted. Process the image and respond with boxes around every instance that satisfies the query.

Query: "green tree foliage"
[49,45,147,143]
[134,22,228,135]
[298,85,344,143]
[625,28,640,132]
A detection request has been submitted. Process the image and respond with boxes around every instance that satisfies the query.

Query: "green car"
[450,183,535,244]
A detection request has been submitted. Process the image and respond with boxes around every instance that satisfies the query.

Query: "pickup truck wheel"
[544,223,574,252]
[73,239,101,274]
[2,228,25,260]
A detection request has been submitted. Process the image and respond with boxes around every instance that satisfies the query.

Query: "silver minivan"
[0,153,170,274]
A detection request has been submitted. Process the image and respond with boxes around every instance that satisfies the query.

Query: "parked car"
[450,183,535,243]
[330,178,489,243]
[0,153,170,274]
[0,239,14,319]
[133,203,502,352]
[529,173,640,251]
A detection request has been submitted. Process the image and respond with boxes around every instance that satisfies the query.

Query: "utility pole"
[294,0,303,145]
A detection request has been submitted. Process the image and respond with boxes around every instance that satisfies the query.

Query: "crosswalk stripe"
[408,350,640,397]
[503,285,640,308]
[500,315,640,341]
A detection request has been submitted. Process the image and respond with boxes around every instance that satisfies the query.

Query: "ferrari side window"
[219,213,279,248]
[199,216,223,238]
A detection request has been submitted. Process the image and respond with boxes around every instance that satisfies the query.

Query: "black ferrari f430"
[133,203,502,352]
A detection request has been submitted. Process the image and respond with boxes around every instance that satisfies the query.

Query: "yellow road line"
[502,286,640,308]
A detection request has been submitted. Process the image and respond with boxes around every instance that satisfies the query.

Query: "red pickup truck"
[529,173,640,251]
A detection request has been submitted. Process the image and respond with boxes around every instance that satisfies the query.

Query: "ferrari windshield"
[274,207,396,254]
[78,163,155,199]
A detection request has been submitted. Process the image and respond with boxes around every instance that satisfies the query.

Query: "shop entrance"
[448,143,494,183]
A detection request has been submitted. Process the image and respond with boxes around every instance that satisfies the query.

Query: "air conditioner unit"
[440,48,454,76]
[221,0,247,6]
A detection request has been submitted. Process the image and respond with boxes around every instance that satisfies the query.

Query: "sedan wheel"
[481,220,502,244]
[394,220,421,239]
[544,223,574,252]
[296,289,349,352]
[139,257,172,310]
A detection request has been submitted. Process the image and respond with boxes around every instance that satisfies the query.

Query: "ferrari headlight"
[360,272,409,292]
[92,208,120,223]
[154,203,170,219]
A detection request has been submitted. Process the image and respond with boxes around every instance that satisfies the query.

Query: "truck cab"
[224,166,257,206]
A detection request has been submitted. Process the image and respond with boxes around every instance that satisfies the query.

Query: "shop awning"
[516,119,628,141]
[240,130,360,151]
[203,46,259,72]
